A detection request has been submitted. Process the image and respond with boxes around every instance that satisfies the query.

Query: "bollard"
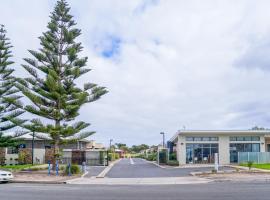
[48,160,51,176]
[56,160,59,176]
[68,163,71,176]
[82,161,86,173]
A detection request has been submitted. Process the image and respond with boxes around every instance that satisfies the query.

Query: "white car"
[0,170,13,183]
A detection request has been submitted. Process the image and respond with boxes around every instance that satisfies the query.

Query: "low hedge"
[167,160,179,166]
[64,164,81,175]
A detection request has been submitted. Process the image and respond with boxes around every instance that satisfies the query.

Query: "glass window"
[202,137,209,141]
[7,147,18,154]
[252,136,260,141]
[244,136,252,141]
[210,137,218,141]
[230,136,260,141]
[203,144,210,148]
[210,143,218,148]
[237,136,244,141]
[194,137,202,141]
[186,143,219,164]
[244,143,252,152]
[186,137,193,141]
[252,144,260,152]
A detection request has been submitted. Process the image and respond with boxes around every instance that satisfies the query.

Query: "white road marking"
[130,158,134,165]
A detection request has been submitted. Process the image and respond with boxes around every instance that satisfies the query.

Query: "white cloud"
[2,0,270,146]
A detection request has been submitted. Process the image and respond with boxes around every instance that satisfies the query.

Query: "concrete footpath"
[66,176,212,185]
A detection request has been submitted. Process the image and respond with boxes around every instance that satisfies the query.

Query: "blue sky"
[2,0,270,146]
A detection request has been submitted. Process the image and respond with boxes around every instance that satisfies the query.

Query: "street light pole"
[160,132,165,148]
[109,139,113,150]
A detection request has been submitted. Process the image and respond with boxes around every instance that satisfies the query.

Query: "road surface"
[1,182,270,200]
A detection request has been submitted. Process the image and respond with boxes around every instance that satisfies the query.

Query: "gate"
[72,150,86,165]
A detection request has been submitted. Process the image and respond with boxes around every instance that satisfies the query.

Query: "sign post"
[48,160,51,176]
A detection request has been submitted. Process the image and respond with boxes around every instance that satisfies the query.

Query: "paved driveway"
[106,158,232,178]
[85,166,106,177]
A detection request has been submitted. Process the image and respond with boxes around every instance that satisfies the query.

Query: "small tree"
[16,0,107,163]
[247,161,254,170]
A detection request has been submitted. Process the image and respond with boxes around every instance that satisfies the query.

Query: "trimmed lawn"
[0,164,43,171]
[240,163,270,170]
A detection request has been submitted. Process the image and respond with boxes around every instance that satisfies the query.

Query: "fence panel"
[238,152,270,164]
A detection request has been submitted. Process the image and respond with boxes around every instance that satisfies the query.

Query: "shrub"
[146,153,157,161]
[247,161,254,170]
[167,160,179,166]
[114,153,120,160]
[169,153,177,160]
[108,153,115,161]
[64,164,81,175]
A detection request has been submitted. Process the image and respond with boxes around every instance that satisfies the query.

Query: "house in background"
[0,133,106,166]
[86,140,105,150]
[169,130,270,165]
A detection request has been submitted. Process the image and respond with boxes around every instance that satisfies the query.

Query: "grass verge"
[240,163,270,170]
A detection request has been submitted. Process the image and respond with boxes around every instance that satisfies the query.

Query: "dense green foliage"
[0,25,25,147]
[15,0,107,160]
[130,144,149,153]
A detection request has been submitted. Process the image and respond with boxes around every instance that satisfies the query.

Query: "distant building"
[86,140,105,150]
[0,133,106,166]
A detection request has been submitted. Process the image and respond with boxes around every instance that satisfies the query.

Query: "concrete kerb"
[81,171,89,178]
[67,177,213,185]
[96,159,122,178]
[11,180,67,184]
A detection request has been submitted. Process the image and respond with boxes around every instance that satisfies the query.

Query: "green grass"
[240,163,270,170]
[0,164,43,171]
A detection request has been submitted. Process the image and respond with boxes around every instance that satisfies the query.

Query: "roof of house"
[169,130,270,142]
[3,132,90,142]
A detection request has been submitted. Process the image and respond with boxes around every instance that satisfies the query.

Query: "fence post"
[247,152,249,162]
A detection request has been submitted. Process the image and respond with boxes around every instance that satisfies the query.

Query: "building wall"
[176,134,265,165]
[219,136,230,165]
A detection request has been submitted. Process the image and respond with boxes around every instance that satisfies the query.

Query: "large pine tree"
[16,0,107,160]
[0,25,25,144]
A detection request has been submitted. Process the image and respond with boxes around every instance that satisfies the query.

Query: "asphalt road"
[106,158,232,178]
[1,182,270,200]
[85,166,106,177]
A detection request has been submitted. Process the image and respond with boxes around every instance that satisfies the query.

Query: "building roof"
[169,130,270,142]
[3,132,91,142]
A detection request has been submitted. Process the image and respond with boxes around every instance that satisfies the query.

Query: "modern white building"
[169,130,270,165]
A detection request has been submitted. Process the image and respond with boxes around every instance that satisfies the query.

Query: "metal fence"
[238,152,270,164]
[60,157,108,166]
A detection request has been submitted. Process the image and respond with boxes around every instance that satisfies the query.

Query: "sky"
[1,0,270,146]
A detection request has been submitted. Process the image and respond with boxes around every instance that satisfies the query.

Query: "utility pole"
[109,139,113,150]
[32,131,35,165]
